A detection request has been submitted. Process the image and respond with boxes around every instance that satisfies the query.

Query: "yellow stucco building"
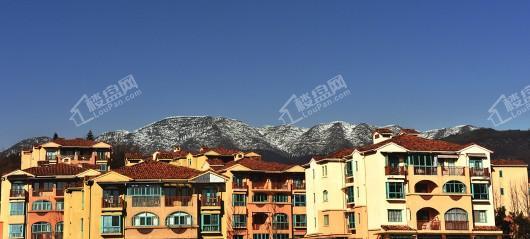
[490,159,529,215]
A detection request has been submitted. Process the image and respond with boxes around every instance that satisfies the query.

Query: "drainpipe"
[87,180,94,239]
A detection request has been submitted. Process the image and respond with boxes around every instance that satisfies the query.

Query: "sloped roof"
[125,151,149,159]
[24,163,90,176]
[206,158,225,166]
[400,128,421,135]
[217,157,295,172]
[200,147,241,155]
[357,135,465,152]
[491,159,528,166]
[51,138,98,147]
[374,128,393,134]
[380,225,415,231]
[156,150,190,159]
[114,160,201,180]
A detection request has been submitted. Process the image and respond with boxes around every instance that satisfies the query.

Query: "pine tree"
[86,130,94,140]
[53,132,59,140]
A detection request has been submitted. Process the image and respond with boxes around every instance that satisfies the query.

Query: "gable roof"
[113,160,201,180]
[374,128,393,134]
[23,163,91,176]
[51,138,99,147]
[357,135,465,153]
[200,147,241,155]
[491,159,528,166]
[217,157,296,172]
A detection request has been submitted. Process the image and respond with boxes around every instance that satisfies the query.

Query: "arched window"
[272,213,289,230]
[32,200,52,211]
[166,212,192,227]
[56,222,64,234]
[133,212,159,226]
[445,208,468,221]
[443,181,466,193]
[323,190,328,202]
[32,222,51,234]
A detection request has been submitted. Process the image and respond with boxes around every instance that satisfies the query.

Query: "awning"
[437,155,459,159]
[467,153,487,158]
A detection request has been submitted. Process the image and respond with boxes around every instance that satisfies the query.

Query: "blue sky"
[1,1,530,149]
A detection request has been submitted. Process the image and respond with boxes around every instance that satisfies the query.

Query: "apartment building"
[213,157,307,239]
[305,129,503,239]
[21,138,112,171]
[0,164,100,239]
[63,160,228,239]
[490,159,529,214]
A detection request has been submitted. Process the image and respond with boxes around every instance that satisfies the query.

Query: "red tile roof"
[200,147,241,155]
[24,163,91,176]
[114,160,201,180]
[51,138,98,147]
[357,135,464,153]
[400,128,420,135]
[156,150,190,159]
[206,158,225,166]
[125,152,149,159]
[380,225,415,231]
[374,128,393,134]
[491,159,528,166]
[217,157,295,172]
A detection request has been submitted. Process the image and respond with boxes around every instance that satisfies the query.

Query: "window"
[133,212,159,226]
[32,222,51,233]
[253,193,268,202]
[10,202,24,215]
[254,234,270,239]
[293,194,306,206]
[386,182,404,199]
[346,186,354,203]
[445,208,468,221]
[322,165,328,177]
[323,215,329,226]
[9,224,24,238]
[56,222,64,235]
[500,188,505,195]
[471,184,489,200]
[56,200,64,211]
[32,200,52,211]
[273,194,288,203]
[355,161,358,171]
[345,161,353,177]
[273,234,289,239]
[312,169,315,179]
[499,170,503,177]
[273,213,289,230]
[233,194,246,206]
[98,164,108,172]
[166,212,192,227]
[469,158,483,168]
[101,215,121,233]
[127,184,162,195]
[322,190,328,202]
[388,209,402,222]
[293,214,307,228]
[233,236,244,239]
[408,154,435,166]
[347,213,355,229]
[201,214,220,232]
[233,214,247,228]
[443,181,466,193]
[473,210,487,223]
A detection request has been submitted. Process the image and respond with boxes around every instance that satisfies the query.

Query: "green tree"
[53,132,59,140]
[86,130,94,140]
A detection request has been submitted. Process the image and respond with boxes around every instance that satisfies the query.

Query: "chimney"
[373,128,393,144]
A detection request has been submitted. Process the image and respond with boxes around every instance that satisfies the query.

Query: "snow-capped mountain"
[0,136,50,157]
[96,116,479,159]
[421,125,480,139]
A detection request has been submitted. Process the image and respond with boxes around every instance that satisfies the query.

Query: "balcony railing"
[233,222,246,228]
[132,196,160,207]
[252,182,268,189]
[442,167,465,176]
[32,190,52,197]
[102,196,123,208]
[165,196,192,207]
[445,221,469,230]
[201,225,220,232]
[271,182,289,190]
[201,196,221,206]
[232,182,247,190]
[292,182,306,190]
[10,189,26,197]
[31,233,53,239]
[470,168,490,177]
[417,220,441,230]
[272,222,289,230]
[78,154,92,160]
[101,227,122,234]
[385,166,407,175]
[414,166,437,175]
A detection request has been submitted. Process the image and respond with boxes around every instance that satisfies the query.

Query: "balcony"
[201,225,220,232]
[131,196,160,207]
[165,196,192,207]
[32,190,52,197]
[252,182,268,190]
[54,233,63,239]
[31,233,53,239]
[201,196,221,206]
[271,182,289,190]
[385,166,407,176]
[292,182,306,190]
[102,196,123,208]
[101,227,122,235]
[414,166,437,175]
[442,167,465,176]
[232,182,248,190]
[445,221,469,230]
[10,189,26,198]
[470,168,490,177]
[272,222,289,230]
[417,220,440,230]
